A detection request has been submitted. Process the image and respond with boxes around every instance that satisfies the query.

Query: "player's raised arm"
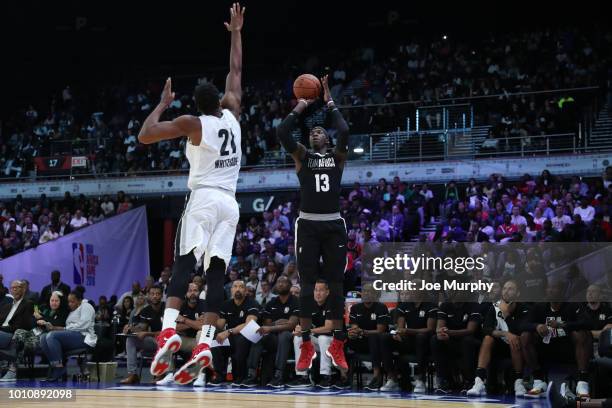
[138,78,200,145]
[220,3,245,120]
[322,75,349,162]
[276,99,312,166]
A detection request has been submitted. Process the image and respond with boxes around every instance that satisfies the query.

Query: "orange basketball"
[293,74,321,100]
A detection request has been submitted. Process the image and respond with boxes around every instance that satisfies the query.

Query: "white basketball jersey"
[187,109,241,193]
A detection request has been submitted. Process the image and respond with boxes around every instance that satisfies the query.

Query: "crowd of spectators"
[2,28,610,179]
[0,191,134,260]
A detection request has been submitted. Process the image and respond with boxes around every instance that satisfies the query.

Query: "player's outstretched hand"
[321,74,331,103]
[160,77,175,109]
[224,3,245,32]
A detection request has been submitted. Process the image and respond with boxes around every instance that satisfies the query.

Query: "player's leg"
[295,218,320,371]
[174,194,238,384]
[321,219,349,371]
[230,334,251,385]
[571,331,592,397]
[467,335,494,396]
[521,332,547,397]
[379,332,400,391]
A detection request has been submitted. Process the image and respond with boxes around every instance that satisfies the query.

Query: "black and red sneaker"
[150,327,182,377]
[325,338,348,371]
[296,340,317,372]
[172,343,213,385]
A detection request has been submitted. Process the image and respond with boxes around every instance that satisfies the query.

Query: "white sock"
[162,308,180,330]
[198,324,216,346]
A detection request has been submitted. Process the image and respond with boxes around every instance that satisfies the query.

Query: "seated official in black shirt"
[347,283,391,391]
[466,279,530,397]
[520,281,592,398]
[431,290,482,394]
[243,276,299,388]
[581,284,612,342]
[210,280,259,386]
[120,285,169,384]
[381,283,437,392]
[290,279,348,390]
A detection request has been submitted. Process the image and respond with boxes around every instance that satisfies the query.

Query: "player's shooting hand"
[321,75,331,103]
[160,78,175,109]
[224,3,245,32]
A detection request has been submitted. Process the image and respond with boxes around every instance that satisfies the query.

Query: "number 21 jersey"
[297,151,343,214]
[187,109,242,193]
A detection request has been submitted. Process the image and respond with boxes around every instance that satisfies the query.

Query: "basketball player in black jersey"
[277,75,350,373]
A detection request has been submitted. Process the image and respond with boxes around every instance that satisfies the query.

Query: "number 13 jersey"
[298,151,343,214]
[187,109,242,193]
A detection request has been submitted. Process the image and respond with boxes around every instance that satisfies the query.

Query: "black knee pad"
[167,252,197,299]
[205,256,226,313]
[327,282,344,320]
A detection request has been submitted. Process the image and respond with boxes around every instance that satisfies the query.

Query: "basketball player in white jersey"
[137,3,245,385]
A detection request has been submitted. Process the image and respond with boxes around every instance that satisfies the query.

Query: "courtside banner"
[360,242,612,303]
[0,206,150,300]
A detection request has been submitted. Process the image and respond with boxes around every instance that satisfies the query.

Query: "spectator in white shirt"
[39,226,59,244]
[100,196,115,216]
[573,198,595,224]
[551,205,573,232]
[69,210,89,230]
[530,207,547,230]
[510,205,527,227]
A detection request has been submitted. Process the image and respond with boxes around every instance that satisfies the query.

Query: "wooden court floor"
[2,387,518,408]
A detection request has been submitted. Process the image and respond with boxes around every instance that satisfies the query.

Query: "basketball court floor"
[0,381,549,408]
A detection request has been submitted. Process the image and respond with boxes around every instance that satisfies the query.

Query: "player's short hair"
[315,279,329,288]
[194,82,220,115]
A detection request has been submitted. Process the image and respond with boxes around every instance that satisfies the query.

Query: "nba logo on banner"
[72,243,99,286]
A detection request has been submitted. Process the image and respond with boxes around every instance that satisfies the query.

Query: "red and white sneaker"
[173,343,213,385]
[150,328,182,376]
[325,338,348,371]
[296,340,317,372]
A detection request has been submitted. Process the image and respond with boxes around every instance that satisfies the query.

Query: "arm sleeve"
[329,108,349,153]
[276,113,299,154]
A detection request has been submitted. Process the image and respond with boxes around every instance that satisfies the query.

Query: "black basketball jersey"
[297,151,343,214]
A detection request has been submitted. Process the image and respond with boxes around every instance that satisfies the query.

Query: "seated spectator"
[346,283,390,391]
[95,296,112,324]
[13,291,68,367]
[120,285,165,385]
[581,284,612,344]
[39,290,97,382]
[160,283,208,386]
[57,216,73,237]
[520,281,592,398]
[21,279,39,304]
[290,280,349,389]
[430,288,482,394]
[466,280,530,397]
[574,198,595,224]
[211,280,259,386]
[69,209,89,230]
[380,282,437,392]
[243,276,298,387]
[0,280,35,382]
[38,225,59,244]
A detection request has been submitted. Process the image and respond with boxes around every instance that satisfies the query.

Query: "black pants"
[295,217,347,320]
[211,334,251,382]
[431,335,480,383]
[348,335,383,369]
[247,331,293,381]
[380,332,430,378]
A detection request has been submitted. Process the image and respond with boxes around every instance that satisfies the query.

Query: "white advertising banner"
[0,153,609,199]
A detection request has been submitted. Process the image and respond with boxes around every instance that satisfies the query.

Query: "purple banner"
[0,206,150,302]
